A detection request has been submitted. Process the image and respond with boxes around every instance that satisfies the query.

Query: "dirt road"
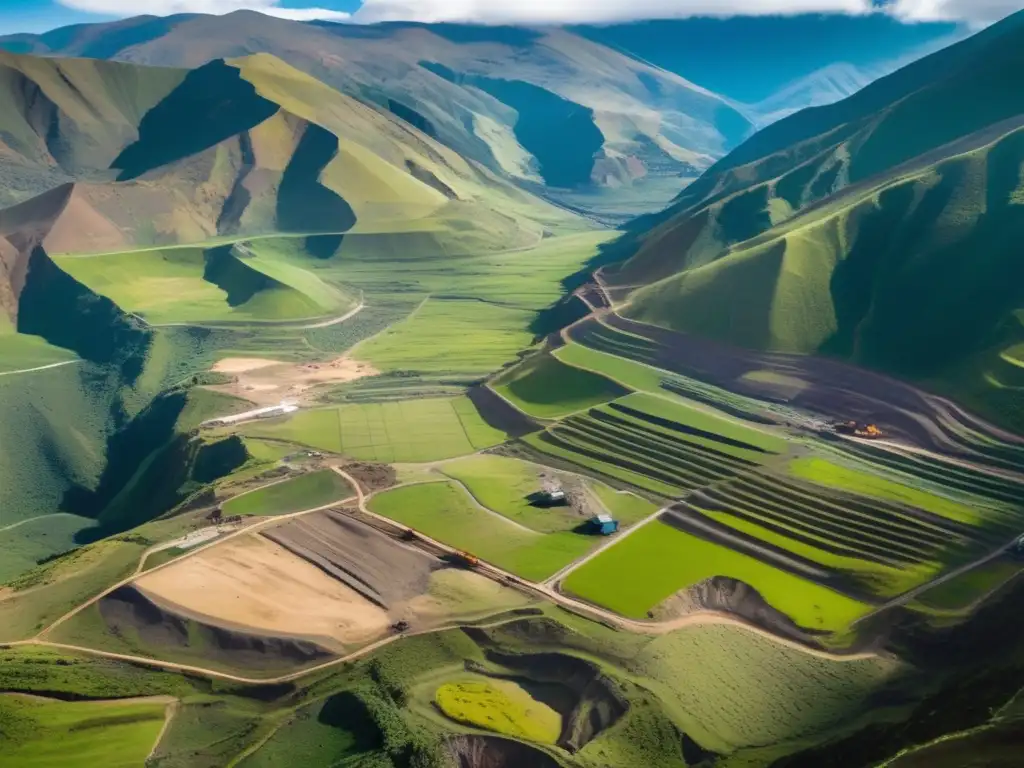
[330,468,879,663]
[0,360,79,378]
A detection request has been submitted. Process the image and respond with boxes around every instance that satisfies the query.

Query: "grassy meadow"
[241,397,506,462]
[0,694,168,768]
[222,469,354,516]
[562,520,872,631]
[368,481,598,581]
[435,678,562,743]
[493,353,629,419]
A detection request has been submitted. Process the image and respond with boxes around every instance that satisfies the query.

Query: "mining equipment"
[453,551,480,568]
[391,620,410,633]
[832,420,885,439]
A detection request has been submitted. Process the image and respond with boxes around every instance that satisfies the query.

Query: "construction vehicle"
[391,620,410,633]
[452,551,480,568]
[400,528,418,542]
[832,421,885,439]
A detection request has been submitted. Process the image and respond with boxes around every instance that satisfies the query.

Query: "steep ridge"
[0,12,753,216]
[609,9,1024,431]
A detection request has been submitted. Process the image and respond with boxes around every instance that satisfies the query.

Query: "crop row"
[606,401,773,455]
[838,442,1024,510]
[545,410,760,495]
[569,320,662,366]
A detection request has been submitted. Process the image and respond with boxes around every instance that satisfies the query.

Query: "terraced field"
[526,392,784,497]
[568,315,1024,474]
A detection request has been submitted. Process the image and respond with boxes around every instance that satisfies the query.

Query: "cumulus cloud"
[353,0,1023,25]
[58,0,351,22]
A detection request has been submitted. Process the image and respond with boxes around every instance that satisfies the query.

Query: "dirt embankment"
[262,511,438,609]
[445,735,562,768]
[655,577,821,647]
[341,462,397,494]
[97,585,334,672]
[133,533,392,649]
[208,355,378,406]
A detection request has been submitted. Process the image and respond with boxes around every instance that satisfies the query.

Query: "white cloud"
[58,0,351,22]
[353,0,1023,25]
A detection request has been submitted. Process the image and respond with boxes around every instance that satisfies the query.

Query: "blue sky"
[0,0,1021,36]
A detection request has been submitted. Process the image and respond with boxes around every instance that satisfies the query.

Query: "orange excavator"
[453,551,480,568]
[833,421,885,439]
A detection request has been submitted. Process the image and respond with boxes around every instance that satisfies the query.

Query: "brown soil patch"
[208,356,379,406]
[134,533,391,648]
[262,511,438,609]
[342,462,397,493]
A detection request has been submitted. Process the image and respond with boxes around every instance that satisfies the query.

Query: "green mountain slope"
[612,10,1024,431]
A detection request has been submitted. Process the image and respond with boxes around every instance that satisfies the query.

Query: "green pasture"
[440,454,654,533]
[435,678,562,744]
[554,340,666,393]
[368,481,597,581]
[222,469,353,516]
[789,457,984,525]
[562,520,872,631]
[358,298,536,375]
[241,397,506,462]
[0,694,168,768]
[0,322,77,373]
[0,513,97,584]
[630,625,903,754]
[493,353,628,419]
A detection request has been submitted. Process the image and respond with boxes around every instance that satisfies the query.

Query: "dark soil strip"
[563,416,744,483]
[587,408,759,468]
[470,385,541,438]
[699,484,938,562]
[608,401,773,454]
[693,488,925,566]
[555,422,724,487]
[537,430,688,493]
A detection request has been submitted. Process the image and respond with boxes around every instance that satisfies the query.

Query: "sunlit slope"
[0,11,752,213]
[0,50,186,206]
[615,11,1024,430]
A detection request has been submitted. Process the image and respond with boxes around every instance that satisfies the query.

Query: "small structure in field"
[591,514,619,536]
[528,486,568,508]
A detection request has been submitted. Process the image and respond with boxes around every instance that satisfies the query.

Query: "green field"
[241,397,506,462]
[440,454,654,533]
[435,678,562,743]
[0,694,168,768]
[222,469,353,516]
[0,323,77,374]
[562,520,871,631]
[493,353,629,419]
[369,481,598,581]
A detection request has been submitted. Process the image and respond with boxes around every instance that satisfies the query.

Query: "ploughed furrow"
[659,379,780,427]
[707,482,946,557]
[733,475,983,548]
[746,471,991,540]
[661,505,875,601]
[607,401,774,455]
[580,411,756,476]
[696,486,934,566]
[553,422,716,489]
[588,409,759,469]
[537,430,690,493]
[570,320,661,364]
[560,417,737,485]
[840,443,1024,505]
[692,497,913,568]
